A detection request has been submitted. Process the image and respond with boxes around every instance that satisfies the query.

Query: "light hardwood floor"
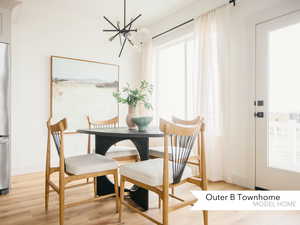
[0,172,299,225]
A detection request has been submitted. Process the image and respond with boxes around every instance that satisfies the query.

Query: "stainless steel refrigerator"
[0,42,10,195]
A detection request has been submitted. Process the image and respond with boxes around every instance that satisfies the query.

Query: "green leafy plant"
[113,80,153,110]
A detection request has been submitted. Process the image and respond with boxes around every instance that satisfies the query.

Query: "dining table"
[77,127,164,211]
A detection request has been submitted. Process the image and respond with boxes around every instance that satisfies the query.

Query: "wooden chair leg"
[93,177,97,197]
[45,175,50,211]
[119,176,125,223]
[203,210,208,225]
[162,190,169,225]
[45,138,51,212]
[113,171,120,214]
[59,187,65,225]
[158,196,161,209]
[59,169,65,225]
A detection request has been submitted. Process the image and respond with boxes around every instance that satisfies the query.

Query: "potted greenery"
[113,80,153,130]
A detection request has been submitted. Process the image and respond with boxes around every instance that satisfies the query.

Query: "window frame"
[153,33,195,122]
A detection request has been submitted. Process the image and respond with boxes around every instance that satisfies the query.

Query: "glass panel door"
[256,10,300,190]
[268,21,300,173]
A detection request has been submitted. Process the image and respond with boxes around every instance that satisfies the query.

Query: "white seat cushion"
[119,158,192,186]
[149,146,195,159]
[65,154,118,175]
[105,146,138,158]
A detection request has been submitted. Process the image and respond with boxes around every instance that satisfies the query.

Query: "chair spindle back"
[160,119,201,184]
[47,118,67,156]
[87,116,118,129]
[86,116,119,154]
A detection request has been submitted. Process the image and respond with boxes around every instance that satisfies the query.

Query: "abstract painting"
[51,56,119,131]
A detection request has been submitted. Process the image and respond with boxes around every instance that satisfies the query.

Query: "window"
[154,35,195,122]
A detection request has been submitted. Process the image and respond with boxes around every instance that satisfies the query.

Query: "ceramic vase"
[132,116,153,132]
[126,105,137,130]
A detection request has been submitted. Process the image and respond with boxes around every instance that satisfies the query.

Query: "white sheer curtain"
[139,40,154,116]
[192,7,230,181]
[141,41,154,82]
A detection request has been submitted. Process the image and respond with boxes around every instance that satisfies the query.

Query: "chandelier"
[103,0,142,57]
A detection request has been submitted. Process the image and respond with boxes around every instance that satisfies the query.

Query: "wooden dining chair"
[87,116,139,161]
[45,118,120,225]
[149,116,201,160]
[149,116,205,195]
[119,119,208,225]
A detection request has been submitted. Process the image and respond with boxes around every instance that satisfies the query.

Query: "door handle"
[254,100,264,106]
[254,112,264,118]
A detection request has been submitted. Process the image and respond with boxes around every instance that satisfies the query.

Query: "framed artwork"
[50,56,119,131]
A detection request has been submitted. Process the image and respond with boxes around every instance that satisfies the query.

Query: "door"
[0,137,9,192]
[0,43,9,135]
[256,10,300,190]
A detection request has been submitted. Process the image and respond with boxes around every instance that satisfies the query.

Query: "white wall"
[10,0,141,175]
[0,7,11,43]
[148,0,300,188]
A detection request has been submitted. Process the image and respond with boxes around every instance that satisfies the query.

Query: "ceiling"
[1,0,200,26]
[122,0,200,26]
[0,0,21,9]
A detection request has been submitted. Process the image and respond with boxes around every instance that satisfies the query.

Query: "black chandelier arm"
[119,22,133,56]
[119,36,127,57]
[125,22,134,47]
[109,30,122,42]
[127,38,134,46]
[123,14,142,30]
[109,14,141,41]
[103,16,119,30]
[116,22,122,46]
[103,0,142,57]
[124,0,126,28]
[104,29,137,33]
[103,29,120,32]
[126,22,134,46]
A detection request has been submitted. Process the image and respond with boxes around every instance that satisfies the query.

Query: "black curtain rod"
[152,19,194,40]
[152,0,236,40]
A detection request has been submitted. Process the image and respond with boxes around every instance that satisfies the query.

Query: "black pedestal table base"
[96,136,149,210]
[77,127,163,211]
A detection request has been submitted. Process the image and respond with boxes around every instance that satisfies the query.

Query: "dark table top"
[77,127,164,138]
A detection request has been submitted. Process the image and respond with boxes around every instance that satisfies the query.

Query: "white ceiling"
[123,0,200,26]
[0,0,21,9]
[1,0,201,26]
